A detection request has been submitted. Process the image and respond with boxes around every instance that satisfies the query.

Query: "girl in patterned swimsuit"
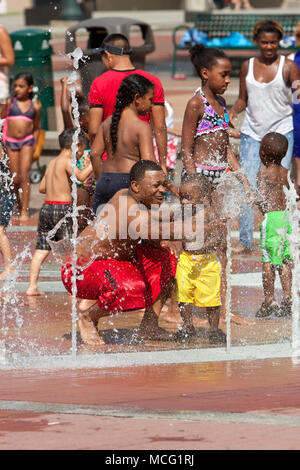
[181,44,241,185]
[1,72,41,222]
[180,45,254,326]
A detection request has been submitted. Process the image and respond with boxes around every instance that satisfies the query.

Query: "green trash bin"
[9,29,56,131]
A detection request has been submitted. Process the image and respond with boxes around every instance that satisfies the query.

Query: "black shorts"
[92,172,130,216]
[0,192,15,227]
[36,203,73,251]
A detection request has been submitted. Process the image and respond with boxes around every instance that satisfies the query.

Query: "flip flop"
[255,299,280,318]
[208,328,227,344]
[275,297,292,318]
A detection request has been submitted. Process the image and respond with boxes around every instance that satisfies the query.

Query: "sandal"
[208,328,227,344]
[275,297,292,318]
[255,299,280,318]
[173,324,196,342]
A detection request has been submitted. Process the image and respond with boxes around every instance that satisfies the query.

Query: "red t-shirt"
[88,68,165,123]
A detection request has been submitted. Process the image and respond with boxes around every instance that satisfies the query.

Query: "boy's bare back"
[41,151,73,203]
[257,166,288,214]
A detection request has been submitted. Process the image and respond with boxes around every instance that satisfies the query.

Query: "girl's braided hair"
[110,74,154,154]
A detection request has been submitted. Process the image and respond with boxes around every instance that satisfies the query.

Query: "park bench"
[172,13,300,77]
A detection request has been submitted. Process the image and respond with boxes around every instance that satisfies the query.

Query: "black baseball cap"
[94,42,132,56]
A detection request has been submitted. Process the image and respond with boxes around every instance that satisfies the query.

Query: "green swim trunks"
[260,210,292,265]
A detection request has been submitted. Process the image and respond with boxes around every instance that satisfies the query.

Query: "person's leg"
[278,262,293,316]
[77,186,92,233]
[26,249,50,295]
[237,134,262,251]
[262,262,276,303]
[137,280,174,340]
[0,226,14,279]
[7,148,21,214]
[18,144,33,221]
[77,301,109,346]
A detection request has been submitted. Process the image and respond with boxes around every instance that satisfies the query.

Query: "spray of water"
[66,47,84,358]
[284,174,300,353]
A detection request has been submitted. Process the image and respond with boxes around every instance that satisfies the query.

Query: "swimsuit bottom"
[181,164,229,186]
[92,172,130,216]
[5,134,35,151]
[260,210,292,266]
[61,242,177,312]
[174,250,221,308]
[36,202,72,251]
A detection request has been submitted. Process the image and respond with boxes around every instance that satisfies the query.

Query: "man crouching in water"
[61,160,185,347]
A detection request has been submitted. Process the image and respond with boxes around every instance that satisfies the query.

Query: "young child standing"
[173,174,227,344]
[60,76,96,231]
[2,72,41,223]
[255,132,296,318]
[26,128,93,296]
[0,135,15,279]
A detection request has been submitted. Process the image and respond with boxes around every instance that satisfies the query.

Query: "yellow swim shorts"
[174,250,221,307]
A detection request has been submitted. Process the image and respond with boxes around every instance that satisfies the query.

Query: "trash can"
[65,17,155,98]
[9,29,56,131]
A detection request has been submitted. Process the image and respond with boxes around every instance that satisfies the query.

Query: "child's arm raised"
[60,77,73,129]
[90,123,105,180]
[181,95,203,175]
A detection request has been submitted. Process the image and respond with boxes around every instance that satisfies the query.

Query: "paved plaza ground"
[0,8,300,452]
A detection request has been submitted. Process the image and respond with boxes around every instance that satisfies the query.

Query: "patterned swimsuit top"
[6,97,35,122]
[194,87,229,138]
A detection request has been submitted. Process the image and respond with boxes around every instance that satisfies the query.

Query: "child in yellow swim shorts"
[173,174,227,344]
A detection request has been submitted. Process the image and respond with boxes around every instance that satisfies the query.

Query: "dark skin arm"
[181,95,203,175]
[88,107,103,146]
[90,124,105,180]
[60,77,73,129]
[151,104,168,174]
[284,58,300,99]
[229,60,249,123]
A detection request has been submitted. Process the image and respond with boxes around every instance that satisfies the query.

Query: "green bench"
[172,13,300,77]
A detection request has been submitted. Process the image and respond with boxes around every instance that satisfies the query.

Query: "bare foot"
[136,324,173,341]
[78,299,98,311]
[0,266,15,280]
[231,243,252,255]
[26,287,45,296]
[193,316,209,328]
[78,313,105,346]
[19,214,30,225]
[220,314,256,326]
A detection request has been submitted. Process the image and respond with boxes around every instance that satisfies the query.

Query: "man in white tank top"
[229,19,300,254]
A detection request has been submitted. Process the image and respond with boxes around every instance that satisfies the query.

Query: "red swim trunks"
[61,243,177,312]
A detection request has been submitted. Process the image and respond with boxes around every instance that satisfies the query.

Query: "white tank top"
[241,56,293,141]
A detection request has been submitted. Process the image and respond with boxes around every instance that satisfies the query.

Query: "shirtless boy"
[255,132,296,318]
[173,174,227,344]
[26,128,93,296]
